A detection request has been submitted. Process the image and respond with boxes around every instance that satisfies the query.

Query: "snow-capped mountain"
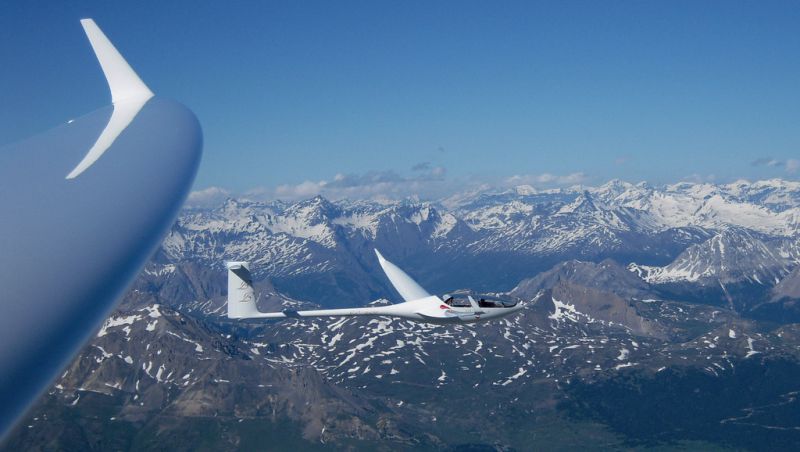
[629,228,793,286]
[587,179,800,235]
[159,179,800,307]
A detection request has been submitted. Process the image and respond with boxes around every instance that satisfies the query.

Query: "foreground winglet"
[66,19,154,180]
[79,18,153,103]
[374,249,431,302]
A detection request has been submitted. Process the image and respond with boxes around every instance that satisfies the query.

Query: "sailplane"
[227,250,523,324]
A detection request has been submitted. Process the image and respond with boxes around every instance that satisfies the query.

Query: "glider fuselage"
[226,253,523,325]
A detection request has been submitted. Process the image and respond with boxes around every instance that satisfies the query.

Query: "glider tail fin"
[226,262,261,319]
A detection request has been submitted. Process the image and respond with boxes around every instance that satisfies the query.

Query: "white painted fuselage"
[238,295,522,324]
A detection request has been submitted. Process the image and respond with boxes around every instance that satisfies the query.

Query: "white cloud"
[681,173,716,183]
[246,167,452,202]
[503,172,588,187]
[186,186,231,207]
[752,157,799,173]
[274,180,325,199]
[430,166,446,177]
[205,168,591,203]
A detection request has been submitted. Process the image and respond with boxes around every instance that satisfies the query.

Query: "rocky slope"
[9,252,800,450]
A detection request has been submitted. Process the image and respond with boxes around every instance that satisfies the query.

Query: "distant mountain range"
[7,179,800,451]
[160,178,800,312]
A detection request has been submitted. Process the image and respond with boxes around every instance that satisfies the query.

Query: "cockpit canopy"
[442,293,519,309]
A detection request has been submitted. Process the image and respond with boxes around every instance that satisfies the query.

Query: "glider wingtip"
[374,249,385,262]
[80,17,154,103]
[66,18,154,180]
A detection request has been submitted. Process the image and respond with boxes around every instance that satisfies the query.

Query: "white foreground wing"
[0,18,202,439]
[374,249,431,302]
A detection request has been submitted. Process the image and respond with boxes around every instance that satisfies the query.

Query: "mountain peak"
[557,191,605,214]
[635,226,791,288]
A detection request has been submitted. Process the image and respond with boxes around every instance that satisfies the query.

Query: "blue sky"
[2,1,800,200]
